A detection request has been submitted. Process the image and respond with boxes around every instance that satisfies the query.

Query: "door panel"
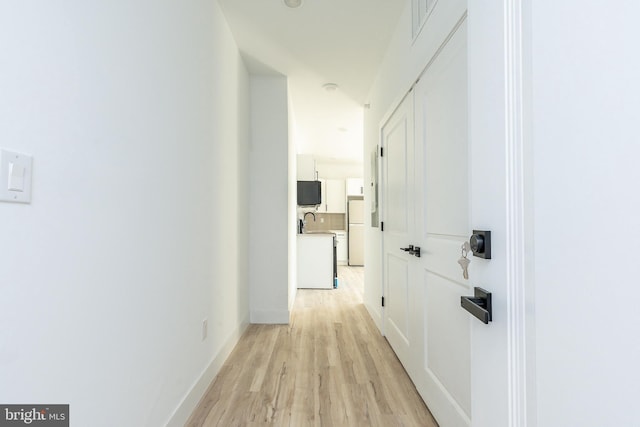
[415,19,471,427]
[381,16,469,427]
[423,53,469,237]
[386,254,410,345]
[425,271,471,414]
[381,93,414,370]
[384,118,409,234]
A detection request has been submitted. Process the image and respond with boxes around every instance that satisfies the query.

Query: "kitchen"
[296,154,364,290]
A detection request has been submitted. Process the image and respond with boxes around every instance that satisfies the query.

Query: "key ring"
[461,245,468,258]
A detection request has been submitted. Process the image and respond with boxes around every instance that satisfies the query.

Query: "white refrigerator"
[348,199,365,266]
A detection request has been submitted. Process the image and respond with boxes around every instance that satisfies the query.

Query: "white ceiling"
[217,0,406,163]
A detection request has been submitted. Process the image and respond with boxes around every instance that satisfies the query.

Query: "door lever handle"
[400,245,421,257]
[461,287,492,324]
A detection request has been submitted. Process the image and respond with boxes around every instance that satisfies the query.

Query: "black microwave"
[297,181,321,206]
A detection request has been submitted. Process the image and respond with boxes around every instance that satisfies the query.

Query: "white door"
[413,21,472,427]
[381,8,526,426]
[380,93,415,370]
[382,20,472,427]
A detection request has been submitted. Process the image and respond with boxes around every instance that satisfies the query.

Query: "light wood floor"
[186,266,438,427]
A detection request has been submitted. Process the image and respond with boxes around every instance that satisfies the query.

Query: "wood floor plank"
[186,266,438,427]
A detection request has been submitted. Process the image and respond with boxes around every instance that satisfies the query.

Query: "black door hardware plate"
[470,230,491,259]
[412,246,421,257]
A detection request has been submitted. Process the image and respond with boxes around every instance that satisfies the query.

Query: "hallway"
[186,267,437,426]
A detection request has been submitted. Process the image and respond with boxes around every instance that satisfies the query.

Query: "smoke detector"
[284,0,303,8]
[322,83,339,92]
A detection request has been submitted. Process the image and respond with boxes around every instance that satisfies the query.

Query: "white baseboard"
[250,309,290,324]
[364,301,383,333]
[165,317,250,427]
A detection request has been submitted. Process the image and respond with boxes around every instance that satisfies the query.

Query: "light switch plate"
[0,149,33,203]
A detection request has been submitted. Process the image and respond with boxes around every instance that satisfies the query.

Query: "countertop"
[299,231,336,236]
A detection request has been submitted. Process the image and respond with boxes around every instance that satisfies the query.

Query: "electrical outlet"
[202,319,208,341]
[320,218,325,223]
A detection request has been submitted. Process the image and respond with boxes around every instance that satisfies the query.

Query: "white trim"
[504,0,530,425]
[364,299,383,332]
[165,317,250,427]
[378,126,387,337]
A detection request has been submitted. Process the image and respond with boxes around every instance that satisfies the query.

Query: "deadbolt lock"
[470,230,491,259]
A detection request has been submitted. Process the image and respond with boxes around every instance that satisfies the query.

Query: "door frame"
[467,0,532,425]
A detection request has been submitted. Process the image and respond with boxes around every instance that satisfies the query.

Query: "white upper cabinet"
[318,179,346,213]
[346,178,364,196]
[296,154,317,181]
[316,179,327,212]
[326,179,346,213]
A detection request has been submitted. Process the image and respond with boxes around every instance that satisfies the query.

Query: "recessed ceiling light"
[284,0,303,8]
[322,83,339,92]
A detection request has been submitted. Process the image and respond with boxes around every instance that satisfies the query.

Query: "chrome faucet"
[304,212,316,222]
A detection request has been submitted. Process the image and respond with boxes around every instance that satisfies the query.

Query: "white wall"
[363,0,466,329]
[249,75,291,324]
[0,1,250,426]
[529,2,640,426]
